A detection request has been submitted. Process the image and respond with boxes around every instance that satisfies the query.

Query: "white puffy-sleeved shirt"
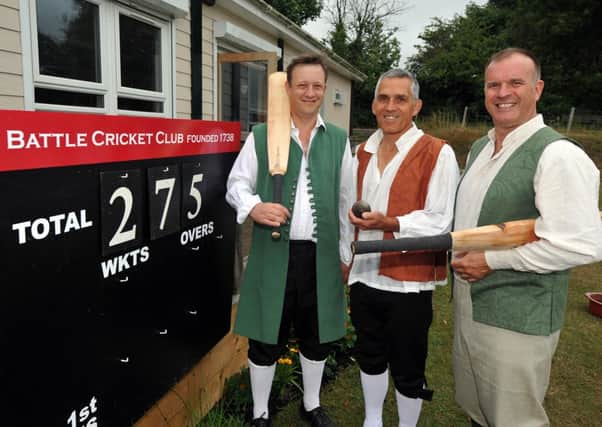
[225,115,354,265]
[454,114,602,273]
[349,124,461,293]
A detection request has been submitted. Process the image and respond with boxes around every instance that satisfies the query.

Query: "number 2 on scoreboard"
[100,169,144,256]
[108,186,136,246]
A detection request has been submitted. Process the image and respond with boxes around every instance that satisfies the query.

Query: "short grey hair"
[374,69,420,100]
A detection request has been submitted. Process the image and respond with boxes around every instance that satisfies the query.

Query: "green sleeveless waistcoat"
[462,127,579,335]
[234,123,348,344]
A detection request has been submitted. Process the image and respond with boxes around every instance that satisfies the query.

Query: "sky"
[303,0,487,65]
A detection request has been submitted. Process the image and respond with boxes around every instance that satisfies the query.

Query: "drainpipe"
[190,1,202,119]
[277,38,284,71]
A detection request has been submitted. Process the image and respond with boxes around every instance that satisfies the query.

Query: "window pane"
[120,14,162,92]
[220,61,267,132]
[35,88,104,107]
[36,0,101,82]
[248,64,267,129]
[118,97,163,113]
[221,62,238,121]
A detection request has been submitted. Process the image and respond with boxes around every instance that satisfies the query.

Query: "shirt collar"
[486,114,546,152]
[364,122,423,154]
[291,114,326,131]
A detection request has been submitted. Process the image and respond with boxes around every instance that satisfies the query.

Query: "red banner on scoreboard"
[0,110,241,172]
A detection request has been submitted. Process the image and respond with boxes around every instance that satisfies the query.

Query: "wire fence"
[417,107,602,133]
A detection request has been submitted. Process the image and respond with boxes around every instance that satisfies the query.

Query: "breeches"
[249,241,332,366]
[350,282,433,400]
[453,278,560,427]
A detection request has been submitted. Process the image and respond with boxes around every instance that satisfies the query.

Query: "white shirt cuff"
[236,195,262,224]
[484,249,515,270]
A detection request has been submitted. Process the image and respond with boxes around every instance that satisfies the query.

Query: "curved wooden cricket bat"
[267,71,291,240]
[352,212,602,254]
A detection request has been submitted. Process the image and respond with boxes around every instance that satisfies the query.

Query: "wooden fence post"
[567,107,575,133]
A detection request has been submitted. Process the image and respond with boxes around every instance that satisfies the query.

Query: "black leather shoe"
[299,405,336,427]
[251,417,272,427]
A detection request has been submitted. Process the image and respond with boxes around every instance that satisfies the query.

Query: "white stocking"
[300,352,326,411]
[360,370,389,427]
[395,389,423,427]
[249,359,276,419]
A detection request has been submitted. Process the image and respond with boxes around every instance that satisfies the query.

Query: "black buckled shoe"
[299,405,336,427]
[251,417,272,427]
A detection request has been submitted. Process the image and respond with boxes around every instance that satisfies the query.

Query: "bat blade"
[266,71,291,240]
[451,218,537,251]
[352,212,602,254]
[267,71,291,177]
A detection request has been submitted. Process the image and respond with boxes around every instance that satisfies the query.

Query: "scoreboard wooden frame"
[0,110,240,427]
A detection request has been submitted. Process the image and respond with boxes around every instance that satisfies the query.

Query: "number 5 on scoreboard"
[181,162,207,227]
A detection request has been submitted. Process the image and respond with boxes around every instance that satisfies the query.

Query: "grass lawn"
[273,263,602,426]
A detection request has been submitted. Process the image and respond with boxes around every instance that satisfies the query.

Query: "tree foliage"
[407,3,507,116]
[323,0,408,127]
[264,0,322,26]
[407,0,602,118]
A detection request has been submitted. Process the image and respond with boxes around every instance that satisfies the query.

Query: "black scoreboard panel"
[0,152,237,426]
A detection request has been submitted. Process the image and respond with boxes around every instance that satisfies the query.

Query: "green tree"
[406,3,508,117]
[407,0,602,119]
[264,0,322,26]
[324,0,408,127]
[495,0,602,116]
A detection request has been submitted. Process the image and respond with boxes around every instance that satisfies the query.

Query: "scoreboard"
[0,110,240,426]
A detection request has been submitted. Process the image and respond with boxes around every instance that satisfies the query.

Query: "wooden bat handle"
[352,234,452,254]
[271,174,283,240]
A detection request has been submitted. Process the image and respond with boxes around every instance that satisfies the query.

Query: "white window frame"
[21,0,174,117]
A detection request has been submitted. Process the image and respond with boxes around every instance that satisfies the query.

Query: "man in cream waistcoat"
[451,48,602,426]
[226,54,354,427]
[349,69,459,427]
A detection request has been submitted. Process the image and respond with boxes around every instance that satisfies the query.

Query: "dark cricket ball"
[352,200,371,218]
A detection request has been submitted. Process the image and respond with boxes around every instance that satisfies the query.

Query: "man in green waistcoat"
[451,48,602,426]
[226,54,354,427]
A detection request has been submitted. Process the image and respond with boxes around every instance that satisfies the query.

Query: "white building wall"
[175,16,192,119]
[0,0,25,110]
[323,72,352,132]
[1,0,355,129]
[201,5,354,131]
[0,0,191,116]
[202,5,283,121]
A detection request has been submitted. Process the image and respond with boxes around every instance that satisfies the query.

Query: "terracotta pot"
[585,292,602,318]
